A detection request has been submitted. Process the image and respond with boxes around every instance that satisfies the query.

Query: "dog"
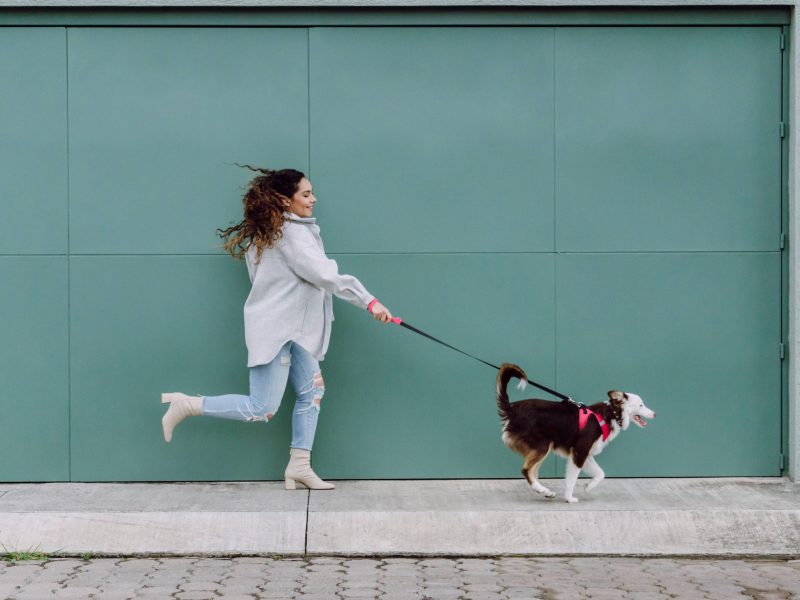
[496,363,655,503]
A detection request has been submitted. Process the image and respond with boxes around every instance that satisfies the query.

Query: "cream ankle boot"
[161,392,203,443]
[284,448,335,490]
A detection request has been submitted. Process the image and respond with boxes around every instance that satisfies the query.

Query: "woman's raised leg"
[201,342,292,422]
[161,341,292,442]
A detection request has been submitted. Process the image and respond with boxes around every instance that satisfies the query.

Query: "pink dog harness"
[578,407,611,441]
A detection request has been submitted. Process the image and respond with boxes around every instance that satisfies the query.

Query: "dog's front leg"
[563,458,581,503]
[583,456,605,493]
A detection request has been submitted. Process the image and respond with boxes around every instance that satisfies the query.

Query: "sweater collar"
[285,211,317,224]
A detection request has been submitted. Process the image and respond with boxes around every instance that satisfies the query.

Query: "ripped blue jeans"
[201,341,324,450]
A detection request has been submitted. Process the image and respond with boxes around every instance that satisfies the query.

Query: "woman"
[160,166,392,490]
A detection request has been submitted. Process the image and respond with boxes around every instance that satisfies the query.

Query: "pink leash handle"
[390,317,403,325]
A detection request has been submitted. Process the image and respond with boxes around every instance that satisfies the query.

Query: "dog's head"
[607,390,655,430]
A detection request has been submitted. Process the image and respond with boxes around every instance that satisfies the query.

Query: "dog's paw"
[564,496,579,504]
[585,479,601,493]
[543,490,556,499]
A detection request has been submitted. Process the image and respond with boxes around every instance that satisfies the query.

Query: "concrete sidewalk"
[0,478,797,558]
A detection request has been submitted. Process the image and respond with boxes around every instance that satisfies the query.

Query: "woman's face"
[286,177,316,218]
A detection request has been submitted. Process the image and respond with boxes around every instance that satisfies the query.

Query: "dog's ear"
[607,390,625,404]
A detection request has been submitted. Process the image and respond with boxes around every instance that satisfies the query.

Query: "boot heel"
[284,478,297,490]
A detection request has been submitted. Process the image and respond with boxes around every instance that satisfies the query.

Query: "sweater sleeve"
[279,226,375,310]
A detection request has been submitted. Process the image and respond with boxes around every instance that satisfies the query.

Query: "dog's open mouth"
[633,415,648,428]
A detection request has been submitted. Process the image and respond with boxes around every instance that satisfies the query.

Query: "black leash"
[392,317,583,407]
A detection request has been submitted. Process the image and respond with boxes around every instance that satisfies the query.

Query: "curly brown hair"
[216,164,306,264]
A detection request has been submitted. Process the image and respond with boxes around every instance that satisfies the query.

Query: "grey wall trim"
[788,9,799,482]
[0,6,790,25]
[0,0,795,6]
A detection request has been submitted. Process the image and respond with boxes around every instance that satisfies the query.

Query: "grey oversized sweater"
[243,213,375,367]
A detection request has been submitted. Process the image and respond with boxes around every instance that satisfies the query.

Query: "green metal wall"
[0,18,785,481]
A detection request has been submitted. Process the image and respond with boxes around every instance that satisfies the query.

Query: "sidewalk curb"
[1,478,798,558]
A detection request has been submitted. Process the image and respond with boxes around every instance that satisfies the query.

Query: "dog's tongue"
[633,415,648,428]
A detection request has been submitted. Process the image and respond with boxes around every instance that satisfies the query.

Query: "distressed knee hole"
[312,372,324,408]
[245,411,271,423]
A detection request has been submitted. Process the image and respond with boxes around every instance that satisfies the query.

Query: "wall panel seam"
[66,25,72,482]
[307,26,311,178]
[59,250,783,256]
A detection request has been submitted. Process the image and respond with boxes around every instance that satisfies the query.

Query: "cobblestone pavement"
[0,556,798,600]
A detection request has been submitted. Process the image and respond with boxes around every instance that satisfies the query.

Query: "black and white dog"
[496,363,655,503]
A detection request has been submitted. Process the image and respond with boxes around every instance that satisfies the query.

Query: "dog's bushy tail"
[496,363,528,420]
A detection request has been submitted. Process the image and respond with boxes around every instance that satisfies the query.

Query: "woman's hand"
[369,300,393,324]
